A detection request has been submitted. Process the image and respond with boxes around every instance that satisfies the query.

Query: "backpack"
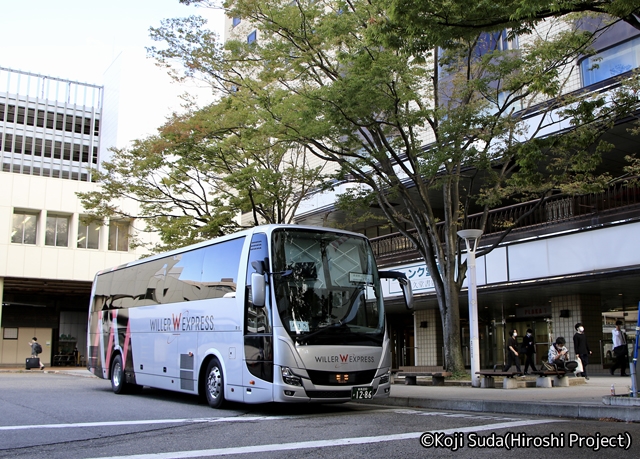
[34,343,42,354]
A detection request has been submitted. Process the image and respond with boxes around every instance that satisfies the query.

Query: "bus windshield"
[271,228,384,346]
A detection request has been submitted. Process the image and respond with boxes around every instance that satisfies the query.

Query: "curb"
[367,396,640,423]
[603,395,640,407]
[0,368,96,378]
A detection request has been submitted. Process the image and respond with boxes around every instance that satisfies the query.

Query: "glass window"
[11,211,38,244]
[271,229,384,346]
[77,219,100,249]
[99,236,246,309]
[202,237,245,286]
[108,220,130,251]
[475,30,518,58]
[247,30,257,44]
[245,233,270,334]
[45,214,69,247]
[232,17,241,27]
[581,36,640,86]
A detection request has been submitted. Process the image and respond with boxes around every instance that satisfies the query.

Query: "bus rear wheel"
[205,358,225,408]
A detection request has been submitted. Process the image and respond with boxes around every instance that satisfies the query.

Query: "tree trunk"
[440,273,465,373]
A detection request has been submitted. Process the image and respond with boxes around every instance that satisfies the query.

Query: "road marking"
[88,419,562,459]
[393,409,517,421]
[0,416,288,431]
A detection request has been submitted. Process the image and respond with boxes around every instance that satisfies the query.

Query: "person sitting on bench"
[545,337,578,372]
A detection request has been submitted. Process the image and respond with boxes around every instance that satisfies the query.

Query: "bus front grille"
[306,369,377,386]
[304,390,352,399]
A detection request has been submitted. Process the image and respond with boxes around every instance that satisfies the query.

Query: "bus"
[87,224,412,407]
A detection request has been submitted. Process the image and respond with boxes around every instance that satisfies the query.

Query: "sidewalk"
[369,375,640,422]
[2,367,638,422]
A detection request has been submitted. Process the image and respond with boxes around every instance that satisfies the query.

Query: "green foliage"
[78,96,326,252]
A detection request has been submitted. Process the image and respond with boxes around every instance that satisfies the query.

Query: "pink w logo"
[339,354,348,363]
[172,313,182,331]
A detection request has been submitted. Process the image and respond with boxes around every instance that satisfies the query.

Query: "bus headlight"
[281,367,303,386]
[379,371,390,385]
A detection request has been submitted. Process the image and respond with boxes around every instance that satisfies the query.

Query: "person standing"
[522,328,537,375]
[503,329,522,373]
[28,337,45,370]
[610,320,628,377]
[573,323,592,380]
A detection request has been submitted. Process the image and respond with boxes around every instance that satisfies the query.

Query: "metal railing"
[371,182,640,261]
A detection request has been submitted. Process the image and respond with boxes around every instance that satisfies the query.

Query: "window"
[475,30,518,58]
[581,36,640,86]
[108,220,130,251]
[95,236,245,309]
[232,17,241,27]
[45,214,69,247]
[77,219,100,249]
[11,211,38,244]
[247,30,257,44]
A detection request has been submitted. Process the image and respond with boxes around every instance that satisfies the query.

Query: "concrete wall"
[0,327,52,366]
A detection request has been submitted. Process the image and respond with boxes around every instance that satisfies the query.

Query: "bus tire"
[205,358,225,408]
[111,354,128,394]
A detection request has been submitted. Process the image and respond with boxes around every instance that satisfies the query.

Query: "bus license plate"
[351,386,373,400]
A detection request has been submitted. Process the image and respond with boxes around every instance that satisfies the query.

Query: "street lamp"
[458,229,483,388]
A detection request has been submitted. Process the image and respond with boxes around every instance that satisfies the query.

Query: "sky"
[0,0,224,145]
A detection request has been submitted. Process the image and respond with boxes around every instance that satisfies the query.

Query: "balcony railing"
[371,182,640,262]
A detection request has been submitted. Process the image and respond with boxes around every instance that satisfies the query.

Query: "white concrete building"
[0,67,151,367]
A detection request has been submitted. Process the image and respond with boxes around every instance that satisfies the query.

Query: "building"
[0,67,150,367]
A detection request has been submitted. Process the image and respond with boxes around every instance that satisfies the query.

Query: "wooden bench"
[475,370,523,389]
[531,369,567,377]
[396,371,452,386]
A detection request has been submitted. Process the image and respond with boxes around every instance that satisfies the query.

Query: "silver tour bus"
[87,224,412,407]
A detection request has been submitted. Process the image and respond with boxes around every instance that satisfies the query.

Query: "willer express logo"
[314,354,375,364]
[150,312,215,332]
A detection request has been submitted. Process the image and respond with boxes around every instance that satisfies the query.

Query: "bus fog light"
[284,390,295,396]
[281,367,303,386]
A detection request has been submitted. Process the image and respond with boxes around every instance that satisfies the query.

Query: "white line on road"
[88,418,562,459]
[0,416,289,431]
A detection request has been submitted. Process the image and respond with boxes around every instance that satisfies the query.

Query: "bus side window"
[201,237,244,299]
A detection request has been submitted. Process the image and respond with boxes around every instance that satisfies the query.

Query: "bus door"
[243,233,274,403]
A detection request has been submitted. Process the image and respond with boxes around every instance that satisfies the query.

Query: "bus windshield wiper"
[295,322,347,343]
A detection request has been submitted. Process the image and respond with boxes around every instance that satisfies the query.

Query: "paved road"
[0,373,638,458]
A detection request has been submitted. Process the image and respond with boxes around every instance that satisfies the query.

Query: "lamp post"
[458,229,483,388]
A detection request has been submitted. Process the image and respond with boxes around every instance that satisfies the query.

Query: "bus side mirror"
[251,272,266,307]
[379,271,413,310]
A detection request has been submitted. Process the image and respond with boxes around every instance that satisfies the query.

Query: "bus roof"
[94,224,367,277]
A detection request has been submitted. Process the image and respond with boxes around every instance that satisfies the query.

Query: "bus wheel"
[111,354,127,394]
[205,358,225,408]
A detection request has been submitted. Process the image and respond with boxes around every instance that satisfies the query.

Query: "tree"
[147,0,639,372]
[79,96,326,252]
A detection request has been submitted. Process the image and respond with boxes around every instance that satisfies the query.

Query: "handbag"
[613,345,628,357]
[575,355,583,374]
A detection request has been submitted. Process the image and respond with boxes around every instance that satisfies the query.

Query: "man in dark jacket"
[503,329,522,373]
[573,323,592,380]
[522,328,537,375]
